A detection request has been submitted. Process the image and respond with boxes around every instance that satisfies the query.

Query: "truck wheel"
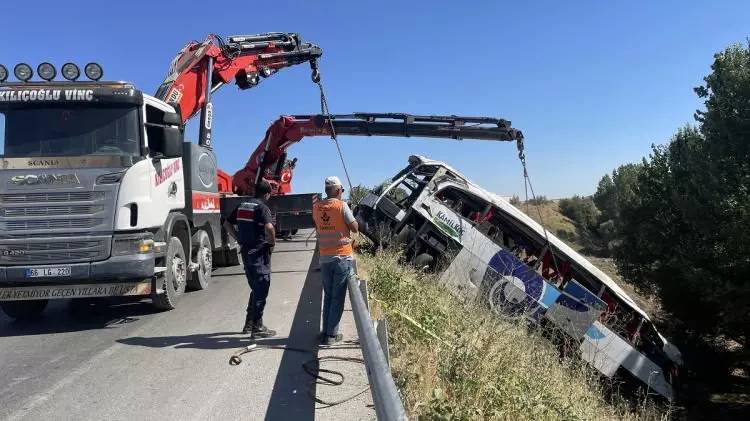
[188,231,212,291]
[225,247,241,267]
[152,237,187,310]
[1,300,48,320]
[414,253,434,270]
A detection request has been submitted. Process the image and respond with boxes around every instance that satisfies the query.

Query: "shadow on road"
[118,331,257,350]
[116,249,325,420]
[0,298,160,338]
[265,249,322,421]
[213,269,312,277]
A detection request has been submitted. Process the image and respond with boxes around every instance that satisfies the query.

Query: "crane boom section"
[155,33,322,124]
[231,113,523,195]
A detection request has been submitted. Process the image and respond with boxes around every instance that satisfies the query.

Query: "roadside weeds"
[356,249,670,421]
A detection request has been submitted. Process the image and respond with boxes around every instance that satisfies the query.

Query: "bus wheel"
[1,300,48,320]
[414,253,434,270]
[395,226,416,245]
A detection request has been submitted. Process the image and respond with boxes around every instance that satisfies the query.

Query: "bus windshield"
[0,105,140,158]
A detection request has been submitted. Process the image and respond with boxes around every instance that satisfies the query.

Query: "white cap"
[324,176,342,187]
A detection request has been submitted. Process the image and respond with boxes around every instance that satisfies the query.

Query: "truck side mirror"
[148,126,183,158]
[162,112,182,126]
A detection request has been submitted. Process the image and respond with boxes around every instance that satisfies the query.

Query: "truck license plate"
[25,267,72,278]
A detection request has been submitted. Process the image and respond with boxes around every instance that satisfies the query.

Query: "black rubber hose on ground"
[229,341,371,407]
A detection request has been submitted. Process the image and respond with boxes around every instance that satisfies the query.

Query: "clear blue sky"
[1,1,747,197]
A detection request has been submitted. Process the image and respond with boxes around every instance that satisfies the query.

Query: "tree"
[593,163,643,249]
[593,174,615,220]
[348,184,372,206]
[593,163,642,223]
[558,195,599,228]
[614,43,750,347]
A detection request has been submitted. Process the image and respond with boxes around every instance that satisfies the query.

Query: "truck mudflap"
[0,280,152,301]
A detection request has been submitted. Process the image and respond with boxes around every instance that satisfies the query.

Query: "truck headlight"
[112,235,154,256]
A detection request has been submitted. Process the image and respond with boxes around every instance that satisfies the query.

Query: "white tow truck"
[0,32,324,319]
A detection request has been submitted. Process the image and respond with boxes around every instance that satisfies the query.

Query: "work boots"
[243,317,276,338]
[250,324,276,339]
[242,320,254,334]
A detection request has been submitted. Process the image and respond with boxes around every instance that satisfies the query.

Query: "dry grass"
[514,201,581,250]
[357,249,670,420]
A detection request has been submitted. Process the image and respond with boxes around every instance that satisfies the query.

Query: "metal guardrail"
[348,265,407,420]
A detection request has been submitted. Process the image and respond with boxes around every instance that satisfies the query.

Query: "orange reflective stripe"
[313,198,353,256]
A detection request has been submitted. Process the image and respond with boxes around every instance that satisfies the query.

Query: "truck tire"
[225,247,241,267]
[414,253,434,270]
[188,230,212,291]
[152,237,187,310]
[1,299,48,320]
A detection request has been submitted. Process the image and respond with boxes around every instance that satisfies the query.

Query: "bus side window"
[436,187,488,224]
[436,187,459,209]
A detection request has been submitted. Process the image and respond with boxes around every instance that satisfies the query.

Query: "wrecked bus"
[354,155,682,400]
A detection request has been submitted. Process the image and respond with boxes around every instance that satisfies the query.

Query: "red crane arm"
[154,33,322,145]
[230,115,330,195]
[227,113,524,196]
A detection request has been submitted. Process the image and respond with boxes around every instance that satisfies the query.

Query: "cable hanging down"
[315,75,355,194]
[516,137,560,275]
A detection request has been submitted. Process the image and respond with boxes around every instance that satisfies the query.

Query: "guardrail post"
[375,318,391,367]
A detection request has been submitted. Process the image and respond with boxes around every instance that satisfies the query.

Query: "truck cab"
[0,67,221,319]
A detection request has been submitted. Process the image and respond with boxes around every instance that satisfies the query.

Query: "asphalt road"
[0,231,374,421]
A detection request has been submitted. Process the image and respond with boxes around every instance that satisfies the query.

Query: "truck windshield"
[0,105,140,158]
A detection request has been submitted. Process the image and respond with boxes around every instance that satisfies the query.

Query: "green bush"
[347,184,372,206]
[559,195,600,228]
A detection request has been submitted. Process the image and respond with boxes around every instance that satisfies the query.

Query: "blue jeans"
[321,258,353,337]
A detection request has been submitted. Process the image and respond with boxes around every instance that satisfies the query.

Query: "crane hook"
[310,59,321,83]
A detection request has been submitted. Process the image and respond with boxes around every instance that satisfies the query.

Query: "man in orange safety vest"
[312,176,359,345]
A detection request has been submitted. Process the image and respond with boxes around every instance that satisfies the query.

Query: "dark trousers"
[245,269,270,325]
[241,251,271,326]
